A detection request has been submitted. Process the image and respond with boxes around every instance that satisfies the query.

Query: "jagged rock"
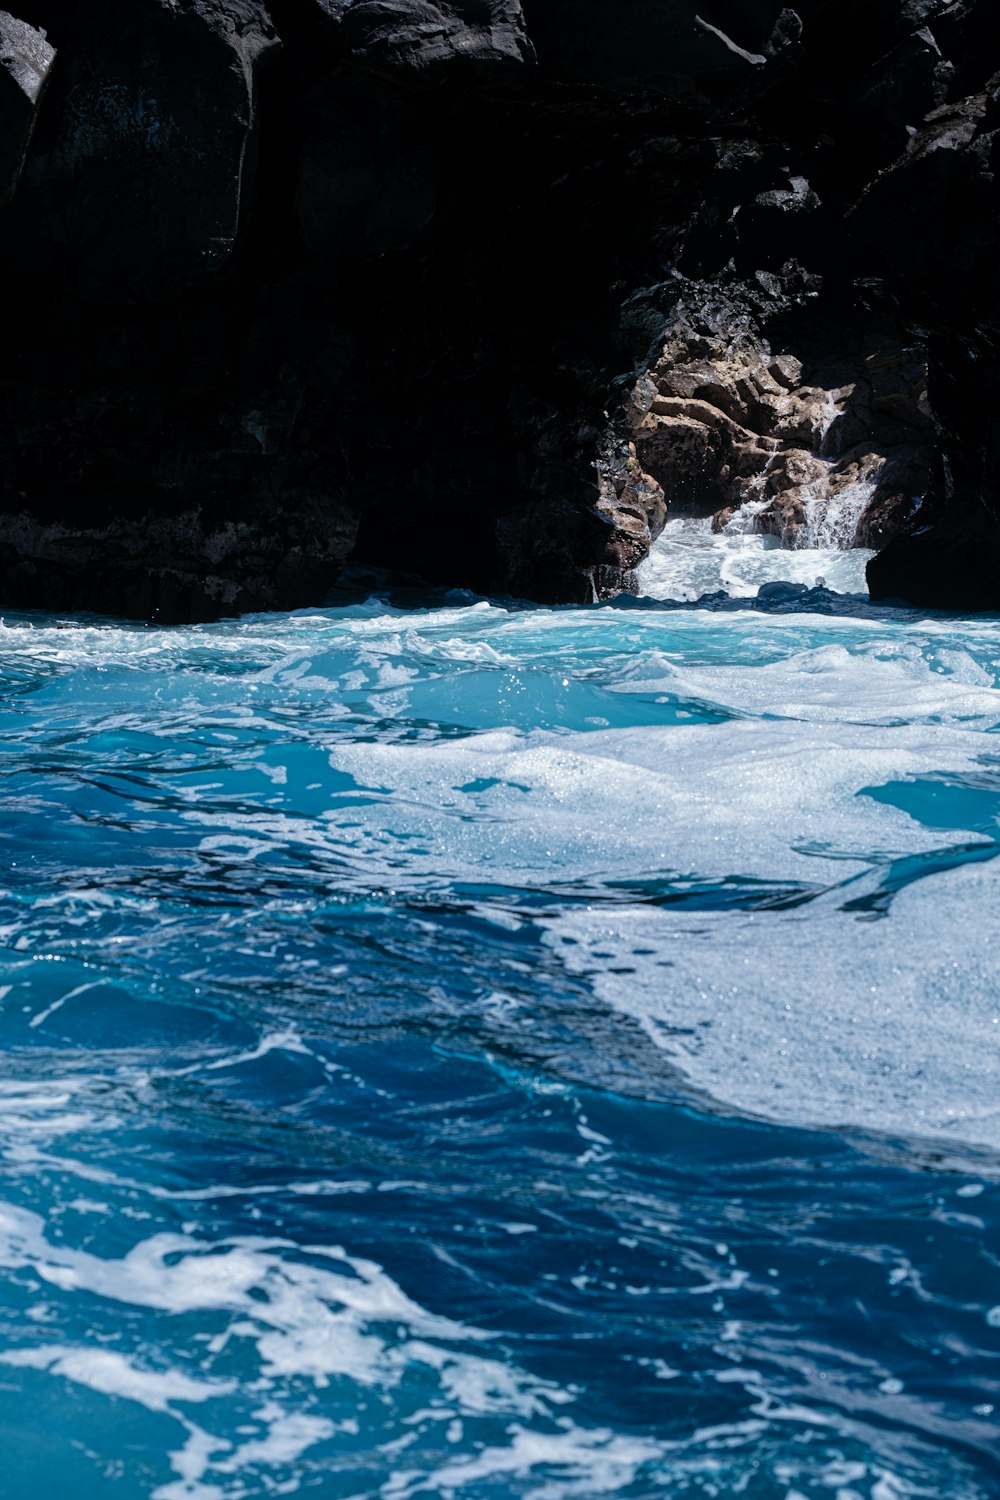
[343,0,534,76]
[494,498,609,604]
[734,172,823,270]
[766,8,804,55]
[0,0,996,616]
[848,89,999,321]
[0,10,54,206]
[592,439,667,592]
[751,456,888,547]
[624,275,934,552]
[309,0,353,22]
[0,499,358,623]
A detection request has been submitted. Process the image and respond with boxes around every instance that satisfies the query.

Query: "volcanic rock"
[0,9,54,206]
[626,275,934,551]
[0,0,997,616]
[867,500,1000,611]
[343,0,534,77]
[7,0,279,300]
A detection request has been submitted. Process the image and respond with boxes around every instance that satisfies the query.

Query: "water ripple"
[0,595,999,1496]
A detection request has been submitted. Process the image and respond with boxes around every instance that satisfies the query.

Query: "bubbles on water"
[2,593,1000,1497]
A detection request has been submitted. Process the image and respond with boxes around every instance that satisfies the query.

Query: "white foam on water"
[546,857,1000,1150]
[637,515,874,600]
[0,1076,112,1141]
[5,597,1000,1169]
[621,639,1000,725]
[212,1409,339,1472]
[183,1027,313,1075]
[4,582,1000,1495]
[318,715,988,889]
[405,1341,567,1420]
[381,1423,665,1498]
[0,1202,674,1498]
[0,1215,471,1355]
[6,1188,919,1500]
[0,599,510,678]
[0,1344,235,1411]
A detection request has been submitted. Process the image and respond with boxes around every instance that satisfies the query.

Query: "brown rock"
[622,280,935,559]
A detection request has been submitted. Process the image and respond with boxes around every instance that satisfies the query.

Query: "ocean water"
[1,525,999,1499]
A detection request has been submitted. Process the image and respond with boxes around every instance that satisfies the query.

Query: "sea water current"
[1,518,999,1498]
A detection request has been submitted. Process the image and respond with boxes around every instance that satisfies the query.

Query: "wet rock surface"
[625,275,934,552]
[0,0,996,616]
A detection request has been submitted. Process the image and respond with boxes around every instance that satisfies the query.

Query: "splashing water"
[1,543,999,1498]
[812,388,843,461]
[637,513,874,598]
[800,474,882,551]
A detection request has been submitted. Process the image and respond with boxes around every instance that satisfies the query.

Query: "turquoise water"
[0,541,999,1497]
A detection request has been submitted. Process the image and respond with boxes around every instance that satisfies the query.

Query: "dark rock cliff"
[0,0,996,618]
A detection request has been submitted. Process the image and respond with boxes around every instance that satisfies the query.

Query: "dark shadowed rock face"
[9,0,279,298]
[343,0,534,76]
[0,0,997,617]
[295,81,436,260]
[867,500,1000,611]
[0,504,359,624]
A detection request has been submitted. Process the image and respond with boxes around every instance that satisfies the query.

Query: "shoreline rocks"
[624,275,934,553]
[0,0,996,617]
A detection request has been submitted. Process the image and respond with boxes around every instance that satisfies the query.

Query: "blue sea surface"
[0,549,999,1497]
